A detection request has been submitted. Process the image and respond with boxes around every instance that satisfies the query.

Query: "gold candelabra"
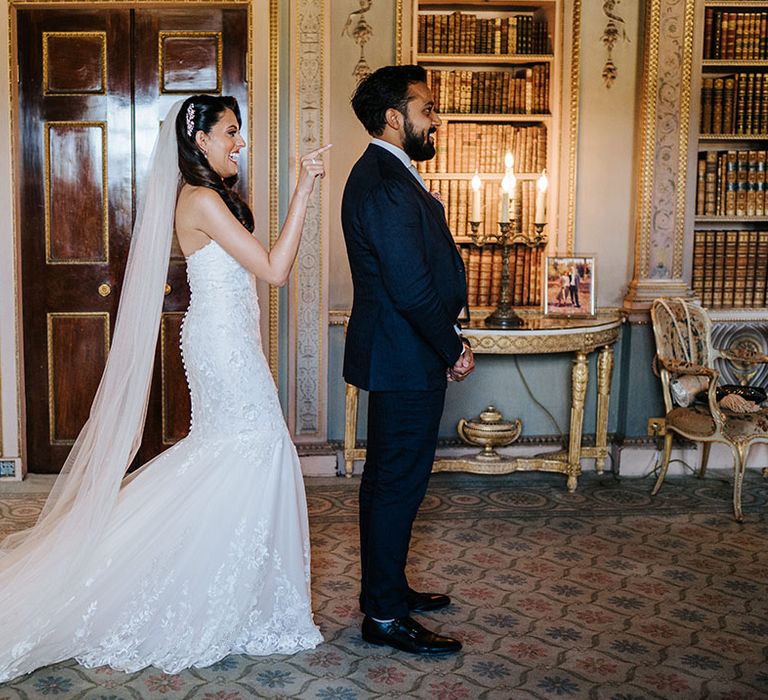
[468,220,547,329]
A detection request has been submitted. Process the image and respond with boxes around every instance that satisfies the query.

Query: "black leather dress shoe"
[361,615,462,654]
[406,589,451,613]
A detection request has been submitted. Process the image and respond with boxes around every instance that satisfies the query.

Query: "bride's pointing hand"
[297,144,332,194]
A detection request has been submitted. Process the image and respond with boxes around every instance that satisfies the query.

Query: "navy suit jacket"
[342,144,468,391]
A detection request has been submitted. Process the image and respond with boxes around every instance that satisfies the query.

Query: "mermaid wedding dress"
[0,240,322,681]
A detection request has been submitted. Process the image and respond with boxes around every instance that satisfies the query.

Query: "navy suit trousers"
[359,388,446,619]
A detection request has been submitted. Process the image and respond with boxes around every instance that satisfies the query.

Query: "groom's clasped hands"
[448,341,475,382]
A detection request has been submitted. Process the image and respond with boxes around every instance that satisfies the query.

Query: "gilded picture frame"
[544,255,596,317]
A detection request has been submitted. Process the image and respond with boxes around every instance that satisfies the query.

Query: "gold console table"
[343,311,624,492]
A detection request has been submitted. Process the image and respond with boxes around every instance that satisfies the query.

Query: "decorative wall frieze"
[289,0,329,441]
[624,0,696,311]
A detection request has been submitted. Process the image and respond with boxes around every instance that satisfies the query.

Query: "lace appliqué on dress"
[0,242,321,682]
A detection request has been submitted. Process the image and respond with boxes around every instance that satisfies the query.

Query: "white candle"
[508,172,517,220]
[499,178,509,224]
[471,174,482,221]
[535,169,549,224]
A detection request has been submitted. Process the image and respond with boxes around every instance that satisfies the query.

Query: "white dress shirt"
[371,138,428,191]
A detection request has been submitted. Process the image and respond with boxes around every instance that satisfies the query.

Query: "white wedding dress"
[0,240,322,682]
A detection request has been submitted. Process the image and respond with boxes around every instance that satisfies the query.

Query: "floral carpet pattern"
[0,470,767,699]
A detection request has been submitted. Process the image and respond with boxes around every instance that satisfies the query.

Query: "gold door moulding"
[42,31,107,96]
[635,0,661,279]
[44,121,109,265]
[566,0,581,255]
[269,0,280,380]
[158,30,223,95]
[47,311,110,445]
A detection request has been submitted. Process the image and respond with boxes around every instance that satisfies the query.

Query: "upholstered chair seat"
[667,404,768,441]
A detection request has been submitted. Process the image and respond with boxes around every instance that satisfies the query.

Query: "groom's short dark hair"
[351,65,428,136]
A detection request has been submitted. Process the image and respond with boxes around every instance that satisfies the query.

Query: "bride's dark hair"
[176,95,254,232]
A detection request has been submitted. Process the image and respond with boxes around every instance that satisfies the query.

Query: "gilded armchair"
[650,298,768,521]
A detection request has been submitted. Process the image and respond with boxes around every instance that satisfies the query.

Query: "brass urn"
[457,406,522,462]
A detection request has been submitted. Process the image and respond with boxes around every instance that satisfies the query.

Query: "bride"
[0,97,329,681]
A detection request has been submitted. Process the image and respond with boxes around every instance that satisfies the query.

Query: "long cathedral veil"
[0,102,183,600]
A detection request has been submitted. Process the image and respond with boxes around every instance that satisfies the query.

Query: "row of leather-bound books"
[424,176,542,240]
[703,9,768,61]
[425,66,550,115]
[460,244,544,308]
[700,73,768,135]
[417,123,547,175]
[692,230,768,308]
[417,11,551,56]
[696,150,768,217]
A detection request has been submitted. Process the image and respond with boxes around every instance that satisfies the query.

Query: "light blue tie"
[408,163,428,191]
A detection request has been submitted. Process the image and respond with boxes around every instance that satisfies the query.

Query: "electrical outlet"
[0,459,17,477]
[647,417,666,437]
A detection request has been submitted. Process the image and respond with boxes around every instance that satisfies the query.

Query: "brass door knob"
[164,283,172,296]
[98,283,111,297]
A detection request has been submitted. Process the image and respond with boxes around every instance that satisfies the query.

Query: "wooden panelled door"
[18,8,248,472]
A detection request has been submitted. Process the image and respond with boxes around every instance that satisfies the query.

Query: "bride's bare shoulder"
[176,185,216,252]
[178,183,216,206]
[177,185,226,218]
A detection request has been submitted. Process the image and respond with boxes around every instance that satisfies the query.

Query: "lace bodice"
[182,241,284,443]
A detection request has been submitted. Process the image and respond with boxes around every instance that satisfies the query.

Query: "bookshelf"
[399,0,562,314]
[691,2,768,309]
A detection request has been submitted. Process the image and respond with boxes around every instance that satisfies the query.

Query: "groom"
[342,65,474,655]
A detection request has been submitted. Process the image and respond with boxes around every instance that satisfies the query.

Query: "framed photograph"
[543,255,596,317]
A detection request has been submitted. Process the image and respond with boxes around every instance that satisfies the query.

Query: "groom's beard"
[403,118,436,161]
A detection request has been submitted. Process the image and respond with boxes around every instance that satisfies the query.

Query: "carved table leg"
[595,345,615,474]
[344,383,360,478]
[567,351,589,492]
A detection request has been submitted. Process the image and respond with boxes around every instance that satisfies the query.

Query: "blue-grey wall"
[327,321,665,445]
[613,322,666,439]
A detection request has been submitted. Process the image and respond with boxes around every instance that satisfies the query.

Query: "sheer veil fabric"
[0,102,182,626]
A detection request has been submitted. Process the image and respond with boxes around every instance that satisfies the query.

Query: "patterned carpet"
[0,470,767,699]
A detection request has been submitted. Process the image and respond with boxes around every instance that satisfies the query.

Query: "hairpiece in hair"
[185,104,195,137]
